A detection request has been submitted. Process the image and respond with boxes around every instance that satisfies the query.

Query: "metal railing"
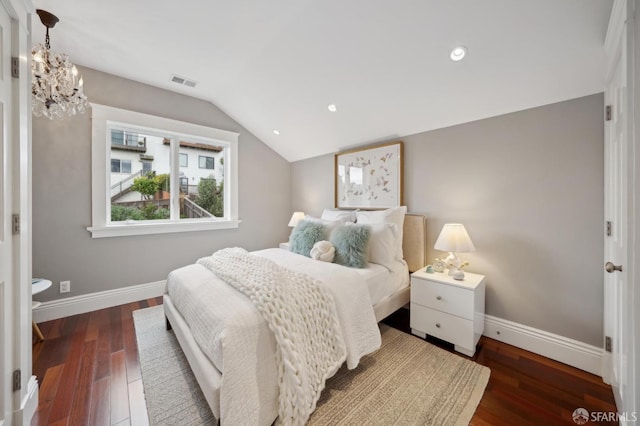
[111,170,143,200]
[182,197,214,219]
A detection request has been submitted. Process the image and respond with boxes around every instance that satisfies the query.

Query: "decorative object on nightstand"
[434,223,476,280]
[432,258,446,273]
[288,211,305,227]
[410,269,485,356]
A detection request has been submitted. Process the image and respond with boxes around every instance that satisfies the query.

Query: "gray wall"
[292,94,604,346]
[33,66,291,301]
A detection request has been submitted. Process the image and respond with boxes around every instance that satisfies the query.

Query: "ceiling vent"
[170,74,197,88]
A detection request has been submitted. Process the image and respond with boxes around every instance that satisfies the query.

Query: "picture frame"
[334,141,403,209]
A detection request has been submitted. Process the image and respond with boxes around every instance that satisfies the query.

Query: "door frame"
[0,0,35,424]
[630,0,639,421]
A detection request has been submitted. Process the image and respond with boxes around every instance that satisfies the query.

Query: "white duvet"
[166,248,381,426]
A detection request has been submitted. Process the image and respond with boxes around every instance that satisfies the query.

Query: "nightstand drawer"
[410,303,474,347]
[411,277,474,319]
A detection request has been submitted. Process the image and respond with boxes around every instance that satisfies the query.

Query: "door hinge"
[606,221,612,237]
[605,105,612,121]
[12,214,20,234]
[12,369,21,391]
[605,336,612,353]
[11,57,19,79]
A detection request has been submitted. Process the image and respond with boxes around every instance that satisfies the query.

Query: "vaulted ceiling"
[32,0,613,162]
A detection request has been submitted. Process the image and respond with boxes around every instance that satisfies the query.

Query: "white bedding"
[353,260,409,306]
[166,248,381,426]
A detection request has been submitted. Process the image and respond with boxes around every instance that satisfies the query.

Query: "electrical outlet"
[60,280,70,293]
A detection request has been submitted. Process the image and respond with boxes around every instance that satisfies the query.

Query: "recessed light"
[273,129,280,135]
[450,46,467,62]
[327,104,337,112]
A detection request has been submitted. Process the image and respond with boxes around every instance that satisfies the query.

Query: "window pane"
[111,159,121,173]
[181,142,224,218]
[199,155,214,169]
[180,153,188,167]
[125,133,138,146]
[110,130,170,222]
[111,130,124,146]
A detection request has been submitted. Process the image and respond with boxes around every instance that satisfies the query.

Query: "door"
[0,2,13,424]
[602,3,634,416]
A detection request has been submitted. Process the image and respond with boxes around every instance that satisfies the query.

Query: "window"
[199,155,214,169]
[89,104,239,238]
[111,129,146,151]
[111,159,131,174]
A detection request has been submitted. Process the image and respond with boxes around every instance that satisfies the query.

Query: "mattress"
[255,248,409,307]
[353,260,409,306]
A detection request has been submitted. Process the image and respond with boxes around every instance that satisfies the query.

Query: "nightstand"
[279,242,290,250]
[410,269,485,357]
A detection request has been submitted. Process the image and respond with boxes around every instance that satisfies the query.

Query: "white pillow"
[321,208,357,223]
[366,223,399,270]
[356,206,407,260]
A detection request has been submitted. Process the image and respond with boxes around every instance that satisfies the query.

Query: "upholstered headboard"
[402,214,427,273]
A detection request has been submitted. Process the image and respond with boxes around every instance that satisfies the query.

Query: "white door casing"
[0,2,14,424]
[0,0,36,423]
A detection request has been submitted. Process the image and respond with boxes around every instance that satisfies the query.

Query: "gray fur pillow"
[289,220,326,257]
[330,224,371,268]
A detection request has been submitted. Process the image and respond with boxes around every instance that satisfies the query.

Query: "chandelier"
[32,9,89,119]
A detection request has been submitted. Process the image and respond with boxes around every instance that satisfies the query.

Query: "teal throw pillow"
[289,221,326,257]
[330,225,371,268]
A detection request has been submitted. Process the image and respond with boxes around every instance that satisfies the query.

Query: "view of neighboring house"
[110,129,224,219]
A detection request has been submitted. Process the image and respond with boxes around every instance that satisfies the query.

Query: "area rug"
[133,305,490,425]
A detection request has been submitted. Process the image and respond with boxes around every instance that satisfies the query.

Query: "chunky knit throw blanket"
[197,247,347,425]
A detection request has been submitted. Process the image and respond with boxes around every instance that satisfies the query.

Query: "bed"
[163,213,426,425]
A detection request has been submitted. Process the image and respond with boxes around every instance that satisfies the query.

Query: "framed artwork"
[334,141,403,209]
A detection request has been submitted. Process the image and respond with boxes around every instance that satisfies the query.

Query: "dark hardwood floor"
[32,299,616,425]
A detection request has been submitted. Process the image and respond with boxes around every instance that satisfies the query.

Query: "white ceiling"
[32,0,613,162]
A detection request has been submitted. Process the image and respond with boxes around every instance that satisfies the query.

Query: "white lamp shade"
[434,223,476,253]
[288,211,306,227]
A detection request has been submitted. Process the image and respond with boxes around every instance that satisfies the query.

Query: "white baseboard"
[33,280,166,323]
[483,314,603,376]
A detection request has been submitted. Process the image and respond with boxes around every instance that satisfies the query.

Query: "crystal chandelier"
[32,9,89,119]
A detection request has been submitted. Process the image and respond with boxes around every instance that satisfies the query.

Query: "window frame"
[88,103,240,238]
[179,152,188,167]
[198,155,215,170]
[141,160,153,174]
[110,159,132,173]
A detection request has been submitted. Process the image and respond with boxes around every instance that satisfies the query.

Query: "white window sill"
[87,219,241,238]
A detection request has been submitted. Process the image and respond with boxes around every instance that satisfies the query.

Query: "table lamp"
[434,223,476,280]
[288,211,305,227]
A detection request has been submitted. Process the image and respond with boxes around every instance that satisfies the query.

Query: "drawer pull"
[435,323,441,328]
[436,295,442,301]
